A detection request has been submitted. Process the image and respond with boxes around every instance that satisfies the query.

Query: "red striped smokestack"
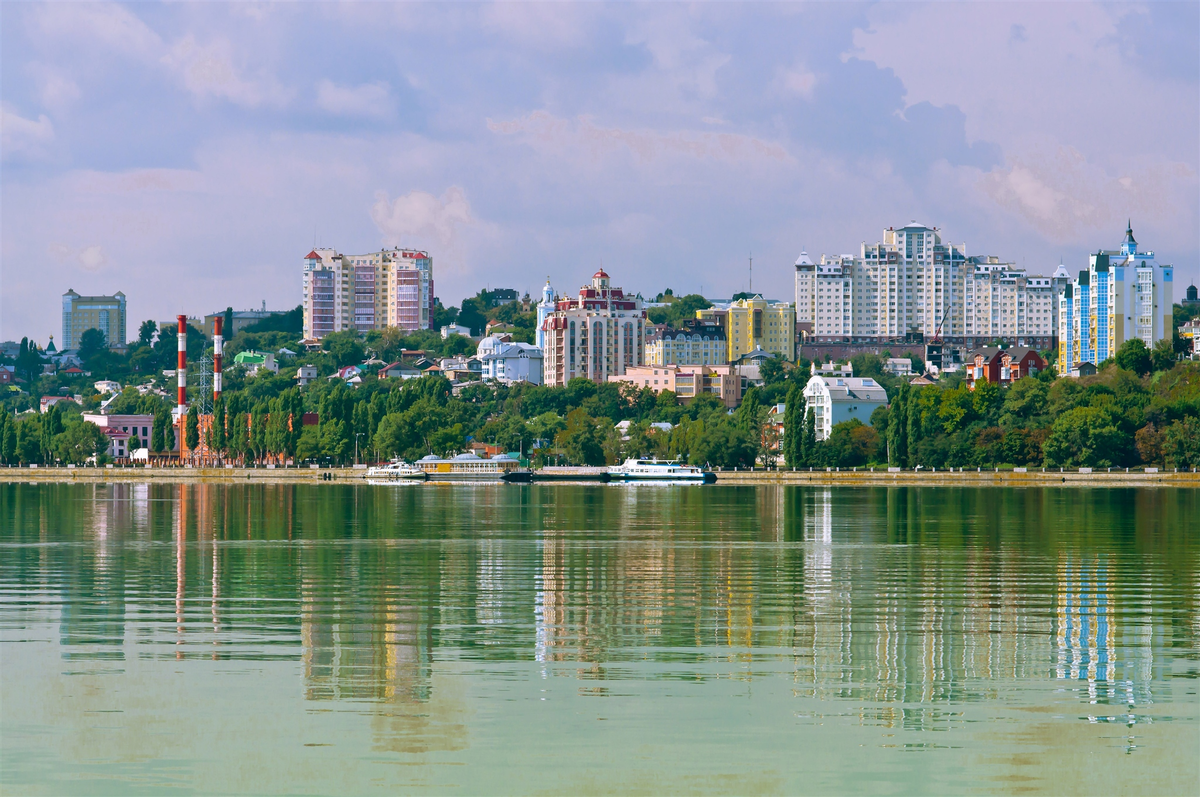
[213,316,223,401]
[177,315,188,413]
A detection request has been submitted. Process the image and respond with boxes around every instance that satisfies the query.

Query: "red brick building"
[965,347,1046,389]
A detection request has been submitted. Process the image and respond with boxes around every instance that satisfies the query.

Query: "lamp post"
[355,432,362,465]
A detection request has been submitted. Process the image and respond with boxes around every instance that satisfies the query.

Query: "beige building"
[697,295,795,362]
[645,321,726,366]
[302,247,434,340]
[541,269,646,387]
[62,290,126,350]
[609,364,741,408]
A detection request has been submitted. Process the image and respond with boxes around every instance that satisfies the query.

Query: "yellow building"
[697,295,795,362]
[62,289,126,350]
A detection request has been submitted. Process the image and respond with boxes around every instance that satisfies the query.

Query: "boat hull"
[611,472,716,483]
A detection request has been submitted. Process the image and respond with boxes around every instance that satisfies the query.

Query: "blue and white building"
[802,363,888,441]
[1058,223,1174,375]
[535,278,556,350]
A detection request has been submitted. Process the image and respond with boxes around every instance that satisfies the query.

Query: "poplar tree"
[2,415,16,465]
[801,407,816,466]
[887,384,907,467]
[213,397,227,454]
[783,385,800,467]
[185,405,200,451]
[906,388,922,469]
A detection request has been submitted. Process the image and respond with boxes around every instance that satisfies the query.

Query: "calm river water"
[1,482,1197,795]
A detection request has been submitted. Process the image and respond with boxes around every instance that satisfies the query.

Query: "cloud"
[1,104,54,160]
[27,64,82,113]
[78,245,107,272]
[778,64,818,99]
[488,111,791,164]
[162,36,290,108]
[315,80,394,119]
[979,147,1191,240]
[31,2,162,59]
[371,187,474,248]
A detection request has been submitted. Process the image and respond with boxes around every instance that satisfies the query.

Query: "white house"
[803,363,888,441]
[295,365,318,386]
[883,358,913,377]
[93,380,122,395]
[441,324,473,339]
[477,336,543,385]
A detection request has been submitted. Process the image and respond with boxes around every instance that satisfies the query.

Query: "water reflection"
[1,482,1197,792]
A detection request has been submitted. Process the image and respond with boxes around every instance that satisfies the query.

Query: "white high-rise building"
[795,222,1065,347]
[1058,223,1174,374]
[535,278,556,350]
[302,247,434,340]
[541,269,646,387]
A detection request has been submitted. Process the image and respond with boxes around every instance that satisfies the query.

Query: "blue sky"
[2,2,1197,344]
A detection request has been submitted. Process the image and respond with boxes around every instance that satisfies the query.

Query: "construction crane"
[925,303,952,373]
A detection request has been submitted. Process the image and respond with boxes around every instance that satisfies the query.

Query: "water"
[2,482,1197,795]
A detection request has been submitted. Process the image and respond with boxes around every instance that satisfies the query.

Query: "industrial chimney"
[176,315,188,415]
[213,316,223,402]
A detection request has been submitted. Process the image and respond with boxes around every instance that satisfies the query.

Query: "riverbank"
[2,465,1197,487]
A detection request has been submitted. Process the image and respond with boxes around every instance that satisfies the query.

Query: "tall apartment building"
[301,247,434,340]
[1058,223,1173,374]
[541,269,646,387]
[696,295,795,362]
[795,222,1067,346]
[62,290,126,350]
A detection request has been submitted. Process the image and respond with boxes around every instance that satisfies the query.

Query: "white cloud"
[78,245,107,272]
[371,187,474,248]
[487,111,791,165]
[315,80,394,119]
[27,64,82,113]
[777,64,818,100]
[31,2,162,59]
[0,104,54,160]
[162,36,290,108]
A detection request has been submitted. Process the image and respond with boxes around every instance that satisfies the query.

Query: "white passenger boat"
[365,460,427,480]
[608,458,716,483]
[417,452,524,481]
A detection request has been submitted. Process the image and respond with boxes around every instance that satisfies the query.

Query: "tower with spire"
[535,277,556,350]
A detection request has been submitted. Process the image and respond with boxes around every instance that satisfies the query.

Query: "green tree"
[1161,417,1200,469]
[782,385,801,467]
[212,397,227,455]
[556,408,605,465]
[185,405,200,451]
[137,319,157,347]
[887,384,907,467]
[1115,338,1152,376]
[323,332,365,369]
[54,420,108,464]
[759,355,786,386]
[1151,338,1176,372]
[1,415,16,464]
[78,328,108,363]
[1042,407,1127,467]
[801,407,816,466]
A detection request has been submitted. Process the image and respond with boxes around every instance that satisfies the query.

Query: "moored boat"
[607,458,716,483]
[365,460,427,480]
[417,452,524,481]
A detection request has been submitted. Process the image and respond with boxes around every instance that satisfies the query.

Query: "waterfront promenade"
[2,464,1196,487]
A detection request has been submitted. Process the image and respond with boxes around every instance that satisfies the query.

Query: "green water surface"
[1,483,1197,795]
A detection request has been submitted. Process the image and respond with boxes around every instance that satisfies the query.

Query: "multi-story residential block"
[802,363,888,441]
[645,320,726,366]
[696,295,795,362]
[795,222,1067,347]
[541,269,646,387]
[62,290,126,350]
[477,335,543,385]
[1057,223,1174,375]
[609,364,742,408]
[301,247,434,340]
[202,304,289,339]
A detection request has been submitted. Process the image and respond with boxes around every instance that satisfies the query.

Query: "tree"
[323,332,364,369]
[54,420,108,464]
[16,338,44,386]
[185,405,200,451]
[801,407,816,466]
[1,415,16,464]
[783,385,801,467]
[1042,407,1127,468]
[887,384,907,467]
[137,320,157,347]
[78,328,108,362]
[1115,338,1152,376]
[758,355,786,386]
[556,408,605,465]
[1151,338,1176,372]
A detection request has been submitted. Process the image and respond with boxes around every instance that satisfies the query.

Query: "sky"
[2,1,1197,345]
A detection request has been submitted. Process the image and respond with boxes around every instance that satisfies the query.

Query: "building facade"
[964,347,1046,389]
[696,295,795,362]
[802,364,888,441]
[541,269,646,387]
[302,247,434,340]
[477,336,543,385]
[609,364,741,408]
[1057,224,1174,375]
[62,290,126,350]
[644,320,726,366]
[82,413,156,458]
[794,222,1062,346]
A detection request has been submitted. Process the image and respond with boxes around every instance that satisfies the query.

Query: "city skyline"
[3,3,1198,344]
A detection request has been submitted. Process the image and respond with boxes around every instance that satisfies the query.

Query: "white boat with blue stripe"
[608,458,716,483]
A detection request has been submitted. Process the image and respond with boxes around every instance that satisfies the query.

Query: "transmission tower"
[196,355,213,415]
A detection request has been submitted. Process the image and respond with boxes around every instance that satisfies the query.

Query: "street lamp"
[355,432,363,465]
